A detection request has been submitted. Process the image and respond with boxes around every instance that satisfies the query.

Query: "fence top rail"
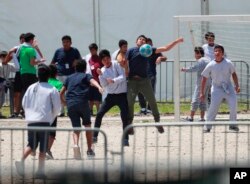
[0,127,106,133]
[124,121,250,129]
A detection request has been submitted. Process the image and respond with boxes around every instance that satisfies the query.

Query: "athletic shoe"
[30,151,36,156]
[20,111,25,118]
[92,137,98,143]
[87,149,95,157]
[9,113,19,119]
[15,161,24,176]
[127,127,134,135]
[140,108,147,115]
[185,117,193,122]
[46,150,54,160]
[199,119,205,122]
[229,126,239,132]
[58,113,65,117]
[203,127,211,133]
[123,139,129,146]
[156,126,164,134]
[73,146,81,160]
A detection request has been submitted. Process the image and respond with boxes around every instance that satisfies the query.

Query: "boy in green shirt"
[46,64,63,159]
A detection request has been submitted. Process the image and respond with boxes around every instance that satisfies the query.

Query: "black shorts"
[27,122,50,153]
[14,72,22,92]
[49,117,57,138]
[67,103,91,128]
[21,73,38,95]
[89,86,102,102]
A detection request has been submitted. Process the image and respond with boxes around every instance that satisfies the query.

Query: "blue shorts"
[89,86,102,102]
[27,122,50,153]
[68,103,91,127]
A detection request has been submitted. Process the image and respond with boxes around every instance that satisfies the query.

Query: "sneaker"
[203,127,211,133]
[87,149,95,157]
[185,117,193,122]
[34,171,47,179]
[127,127,134,135]
[146,109,152,114]
[15,161,24,176]
[58,113,65,117]
[73,146,81,160]
[123,139,129,146]
[156,125,164,134]
[46,150,54,160]
[30,151,36,156]
[140,108,147,115]
[9,113,19,119]
[229,126,239,132]
[20,111,25,118]
[199,119,205,122]
[92,137,98,143]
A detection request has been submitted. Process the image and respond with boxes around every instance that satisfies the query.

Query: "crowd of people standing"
[0,31,241,179]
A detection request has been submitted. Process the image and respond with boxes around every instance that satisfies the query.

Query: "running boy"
[60,59,103,159]
[46,64,63,159]
[94,49,130,146]
[15,64,61,179]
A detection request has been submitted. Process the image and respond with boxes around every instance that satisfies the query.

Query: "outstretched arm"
[90,79,104,94]
[155,37,184,54]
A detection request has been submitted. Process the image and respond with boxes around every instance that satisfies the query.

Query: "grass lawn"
[1,101,248,117]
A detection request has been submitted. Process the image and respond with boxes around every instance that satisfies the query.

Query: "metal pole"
[201,0,210,44]
[173,17,180,122]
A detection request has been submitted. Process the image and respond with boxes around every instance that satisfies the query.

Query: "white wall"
[1,0,250,61]
[0,0,200,61]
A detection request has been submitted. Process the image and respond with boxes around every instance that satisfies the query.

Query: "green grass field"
[1,101,248,117]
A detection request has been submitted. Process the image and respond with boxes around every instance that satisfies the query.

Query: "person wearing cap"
[181,47,210,122]
[15,63,61,179]
[126,35,183,134]
[0,51,16,118]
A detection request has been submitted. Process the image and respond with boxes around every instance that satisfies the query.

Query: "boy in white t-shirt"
[200,45,240,133]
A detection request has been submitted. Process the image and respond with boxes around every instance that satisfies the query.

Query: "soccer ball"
[139,44,152,57]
